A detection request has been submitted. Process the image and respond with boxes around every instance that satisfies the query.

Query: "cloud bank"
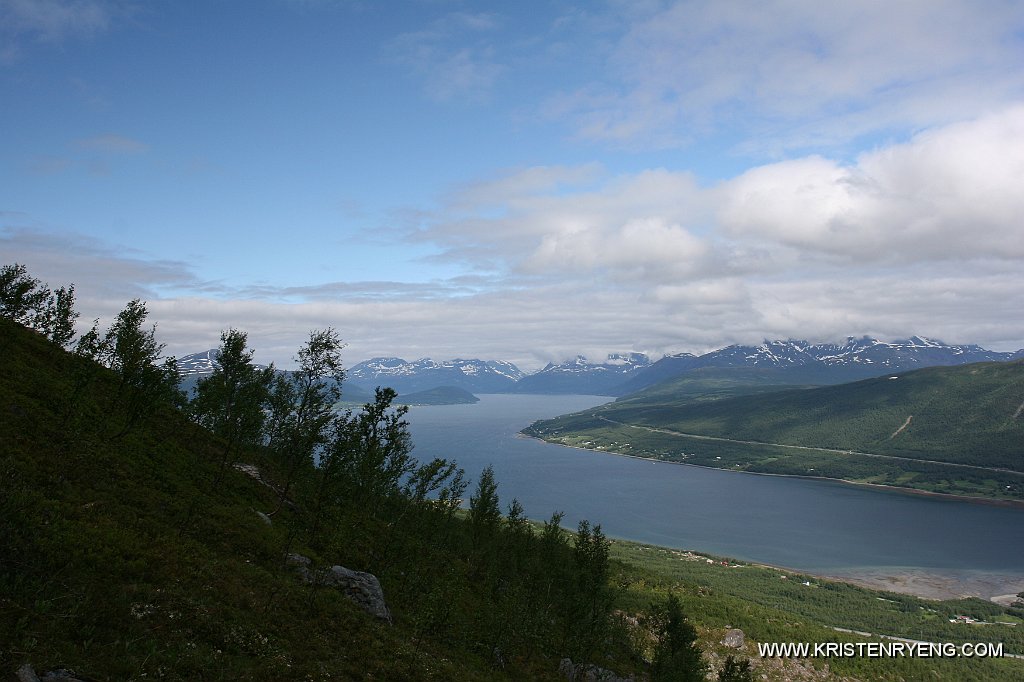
[5,106,1023,369]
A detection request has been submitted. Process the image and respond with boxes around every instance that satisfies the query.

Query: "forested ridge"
[2,262,1022,681]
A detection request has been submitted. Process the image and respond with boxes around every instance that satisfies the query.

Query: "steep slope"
[0,319,625,680]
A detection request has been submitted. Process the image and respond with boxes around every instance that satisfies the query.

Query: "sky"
[3,0,1024,371]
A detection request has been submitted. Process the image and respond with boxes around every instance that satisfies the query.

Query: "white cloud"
[425,166,717,281]
[550,0,1024,152]
[719,106,1024,261]
[4,108,1023,369]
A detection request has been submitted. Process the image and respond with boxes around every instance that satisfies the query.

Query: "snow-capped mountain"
[179,336,1021,399]
[809,336,1018,368]
[347,357,524,394]
[177,349,225,376]
[614,337,1023,396]
[513,353,651,395]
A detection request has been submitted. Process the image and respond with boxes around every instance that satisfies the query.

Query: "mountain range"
[177,336,1023,398]
[613,336,1024,397]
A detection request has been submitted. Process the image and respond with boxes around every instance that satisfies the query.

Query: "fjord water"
[404,394,1024,581]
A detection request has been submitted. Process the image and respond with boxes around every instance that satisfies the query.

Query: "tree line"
[1,262,753,681]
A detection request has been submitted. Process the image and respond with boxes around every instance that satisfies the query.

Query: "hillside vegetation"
[3,263,1023,681]
[526,363,1024,501]
[0,312,653,680]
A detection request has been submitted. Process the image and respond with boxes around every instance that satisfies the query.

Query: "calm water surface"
[404,394,1024,577]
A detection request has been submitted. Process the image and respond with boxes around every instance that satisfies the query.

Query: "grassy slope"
[608,539,1024,681]
[526,362,1024,500]
[0,320,532,681]
[2,319,1022,681]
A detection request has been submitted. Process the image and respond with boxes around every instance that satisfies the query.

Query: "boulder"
[722,628,746,649]
[319,565,392,623]
[287,553,391,623]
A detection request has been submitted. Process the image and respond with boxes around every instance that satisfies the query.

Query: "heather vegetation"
[2,264,1022,680]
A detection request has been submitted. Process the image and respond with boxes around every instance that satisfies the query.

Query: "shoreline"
[820,567,1024,603]
[606,532,1024,602]
[517,431,1024,509]
[521,431,1024,601]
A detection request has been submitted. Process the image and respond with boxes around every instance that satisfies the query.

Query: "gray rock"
[287,553,391,623]
[559,657,575,680]
[319,565,392,623]
[17,664,40,682]
[722,628,746,648]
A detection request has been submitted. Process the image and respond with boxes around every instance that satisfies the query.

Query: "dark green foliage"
[718,655,753,682]
[266,328,344,507]
[649,593,708,681]
[32,284,79,348]
[98,299,183,438]
[0,263,49,324]
[330,387,415,507]
[0,263,79,347]
[191,329,274,484]
[0,314,629,680]
[469,465,502,557]
[568,520,613,658]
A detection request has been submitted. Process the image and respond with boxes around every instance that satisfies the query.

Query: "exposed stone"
[722,628,746,648]
[255,510,272,525]
[287,553,391,623]
[319,565,392,623]
[17,664,40,682]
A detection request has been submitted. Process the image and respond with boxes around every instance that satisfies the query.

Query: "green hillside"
[526,362,1024,501]
[611,365,824,403]
[0,314,655,680]
[2,289,1023,680]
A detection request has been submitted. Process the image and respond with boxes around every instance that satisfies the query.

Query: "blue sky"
[3,0,1024,369]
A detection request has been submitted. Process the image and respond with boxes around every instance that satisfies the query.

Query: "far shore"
[518,431,1024,509]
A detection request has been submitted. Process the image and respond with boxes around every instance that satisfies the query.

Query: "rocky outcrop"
[287,553,391,624]
[722,628,745,648]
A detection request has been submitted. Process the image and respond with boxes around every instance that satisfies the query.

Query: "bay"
[403,394,1024,596]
